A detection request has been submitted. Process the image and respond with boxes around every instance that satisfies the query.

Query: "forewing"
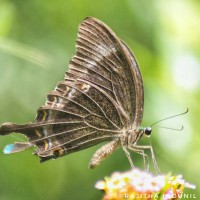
[72,17,144,127]
[28,17,143,161]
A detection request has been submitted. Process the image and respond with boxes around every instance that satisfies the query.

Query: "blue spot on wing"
[3,144,15,154]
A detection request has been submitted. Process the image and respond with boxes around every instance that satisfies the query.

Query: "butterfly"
[0,17,158,170]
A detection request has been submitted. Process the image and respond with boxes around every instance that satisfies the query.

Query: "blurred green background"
[0,0,199,199]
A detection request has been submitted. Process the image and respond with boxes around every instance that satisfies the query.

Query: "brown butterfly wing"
[0,17,144,162]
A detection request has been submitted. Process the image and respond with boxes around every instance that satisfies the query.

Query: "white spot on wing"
[97,45,111,57]
[81,83,90,92]
[56,97,64,108]
[67,89,76,98]
[43,129,47,136]
[47,139,53,149]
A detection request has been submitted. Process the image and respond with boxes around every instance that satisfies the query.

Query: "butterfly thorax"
[127,128,144,147]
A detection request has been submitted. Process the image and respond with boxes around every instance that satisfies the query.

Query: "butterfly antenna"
[150,108,189,127]
[155,125,184,131]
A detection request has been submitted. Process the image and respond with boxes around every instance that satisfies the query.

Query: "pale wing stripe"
[76,40,119,71]
[78,30,123,65]
[77,36,122,69]
[73,56,122,85]
[73,54,111,74]
[72,57,122,87]
[77,41,120,71]
[73,52,112,73]
[70,57,113,83]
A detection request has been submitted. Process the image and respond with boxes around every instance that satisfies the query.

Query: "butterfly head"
[128,126,152,146]
[144,126,152,137]
[137,126,152,137]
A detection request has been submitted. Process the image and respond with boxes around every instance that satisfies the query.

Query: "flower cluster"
[95,169,195,200]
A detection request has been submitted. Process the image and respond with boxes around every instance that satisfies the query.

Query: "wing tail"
[3,142,32,154]
[0,122,33,154]
[0,122,34,136]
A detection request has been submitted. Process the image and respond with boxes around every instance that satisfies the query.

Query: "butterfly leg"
[88,139,120,169]
[128,147,149,172]
[122,146,135,169]
[130,144,160,174]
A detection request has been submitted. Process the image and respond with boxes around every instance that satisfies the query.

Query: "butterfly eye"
[144,127,152,136]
